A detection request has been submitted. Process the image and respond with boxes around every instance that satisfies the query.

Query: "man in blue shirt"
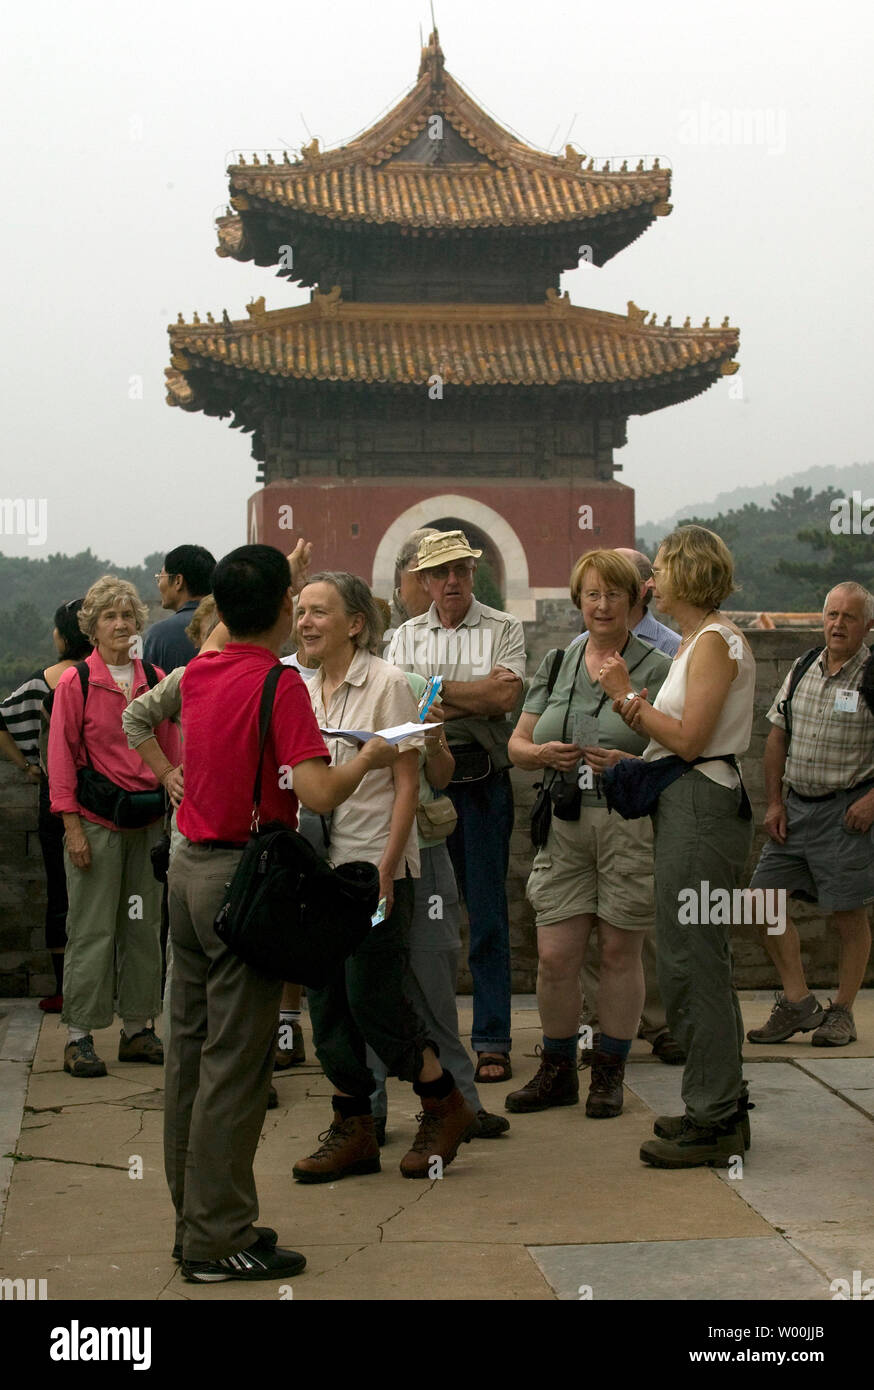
[144,545,216,671]
[571,548,680,657]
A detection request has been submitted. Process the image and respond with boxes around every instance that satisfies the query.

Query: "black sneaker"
[182,1235,305,1283]
[173,1226,278,1263]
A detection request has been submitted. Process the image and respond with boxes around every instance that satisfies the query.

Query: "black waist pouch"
[601,754,751,821]
[449,746,493,784]
[77,767,165,829]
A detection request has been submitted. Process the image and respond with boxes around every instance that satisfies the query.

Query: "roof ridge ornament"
[545,287,571,311]
[313,284,343,317]
[247,296,267,323]
[418,27,445,88]
[627,301,648,325]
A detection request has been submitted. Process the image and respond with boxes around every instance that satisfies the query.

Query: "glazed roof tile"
[166,295,738,397]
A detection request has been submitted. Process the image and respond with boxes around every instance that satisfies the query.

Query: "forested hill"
[636,486,874,612]
[638,461,874,548]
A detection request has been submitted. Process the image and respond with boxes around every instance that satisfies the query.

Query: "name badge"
[834,688,859,713]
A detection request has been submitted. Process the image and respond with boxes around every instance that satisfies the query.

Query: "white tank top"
[642,623,755,788]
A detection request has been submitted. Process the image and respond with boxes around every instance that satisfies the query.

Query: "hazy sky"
[1,0,872,564]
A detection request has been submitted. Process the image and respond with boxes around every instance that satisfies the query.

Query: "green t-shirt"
[523,635,671,806]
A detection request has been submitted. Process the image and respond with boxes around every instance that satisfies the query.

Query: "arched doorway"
[371,494,534,620]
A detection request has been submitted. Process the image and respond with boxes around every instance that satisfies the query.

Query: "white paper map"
[319,722,428,745]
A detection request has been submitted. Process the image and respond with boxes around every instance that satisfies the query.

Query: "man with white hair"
[748,582,874,1047]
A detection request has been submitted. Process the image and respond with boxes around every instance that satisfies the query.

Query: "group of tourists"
[1,523,872,1287]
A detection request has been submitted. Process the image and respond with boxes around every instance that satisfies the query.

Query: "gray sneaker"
[811,1001,857,1047]
[746,991,823,1044]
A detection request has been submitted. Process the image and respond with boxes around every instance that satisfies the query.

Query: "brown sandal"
[475,1052,512,1083]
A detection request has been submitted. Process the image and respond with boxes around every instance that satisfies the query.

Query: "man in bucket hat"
[387,531,526,1082]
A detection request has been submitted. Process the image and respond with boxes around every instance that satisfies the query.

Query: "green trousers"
[61,818,164,1031]
[164,841,281,1261]
[652,772,753,1127]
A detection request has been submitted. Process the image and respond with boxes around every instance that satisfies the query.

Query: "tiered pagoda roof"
[216,29,672,275]
[167,30,738,424]
[167,294,738,414]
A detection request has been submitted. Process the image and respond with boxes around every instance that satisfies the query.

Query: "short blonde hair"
[569,549,640,611]
[78,576,148,640]
[658,526,735,609]
[185,594,219,648]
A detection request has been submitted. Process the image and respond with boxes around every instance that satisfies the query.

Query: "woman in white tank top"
[596,526,756,1168]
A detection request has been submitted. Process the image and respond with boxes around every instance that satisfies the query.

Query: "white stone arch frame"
[372,494,534,620]
[247,498,260,544]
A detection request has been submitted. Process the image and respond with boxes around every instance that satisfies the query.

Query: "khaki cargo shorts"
[526,803,655,930]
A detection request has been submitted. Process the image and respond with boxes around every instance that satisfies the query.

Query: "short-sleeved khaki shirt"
[308,648,420,878]
[387,598,526,685]
[767,643,874,796]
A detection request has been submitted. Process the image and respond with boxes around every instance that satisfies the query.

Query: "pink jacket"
[48,650,182,829]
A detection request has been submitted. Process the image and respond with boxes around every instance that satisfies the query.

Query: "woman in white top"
[597,526,756,1168]
[292,572,477,1182]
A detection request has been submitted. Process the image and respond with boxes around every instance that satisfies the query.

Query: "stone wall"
[2,623,872,996]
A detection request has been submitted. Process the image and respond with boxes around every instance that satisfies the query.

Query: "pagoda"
[166,30,739,618]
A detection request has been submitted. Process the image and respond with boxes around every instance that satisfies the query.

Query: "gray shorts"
[750,787,874,913]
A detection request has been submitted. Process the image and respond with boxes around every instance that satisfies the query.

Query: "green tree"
[474,560,503,610]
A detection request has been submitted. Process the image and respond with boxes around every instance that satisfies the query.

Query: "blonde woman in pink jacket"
[48,576,181,1079]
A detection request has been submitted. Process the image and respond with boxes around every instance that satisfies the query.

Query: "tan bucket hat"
[410,530,483,572]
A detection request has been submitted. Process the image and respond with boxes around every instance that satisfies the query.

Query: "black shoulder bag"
[213,665,380,987]
[74,662,167,829]
[529,647,567,848]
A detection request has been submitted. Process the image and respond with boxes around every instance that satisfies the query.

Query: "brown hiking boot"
[504,1047,579,1113]
[585,1050,625,1118]
[292,1112,381,1184]
[117,1027,164,1065]
[399,1087,477,1179]
[63,1034,107,1078]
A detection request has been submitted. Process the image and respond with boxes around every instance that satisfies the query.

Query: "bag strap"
[250,664,285,831]
[545,648,565,697]
[777,647,820,747]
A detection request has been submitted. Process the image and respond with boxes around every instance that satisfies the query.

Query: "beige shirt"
[308,647,420,879]
[386,597,526,685]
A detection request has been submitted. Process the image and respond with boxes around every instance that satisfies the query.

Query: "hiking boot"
[655,1097,754,1150]
[182,1233,305,1283]
[63,1034,107,1078]
[746,991,823,1044]
[640,1116,745,1169]
[292,1112,381,1184]
[399,1087,477,1179]
[650,1032,686,1066]
[811,1001,857,1047]
[373,1116,387,1147]
[471,1109,510,1138]
[504,1048,580,1113]
[274,1021,306,1070]
[585,1050,626,1118]
[173,1226,277,1263]
[118,1026,164,1064]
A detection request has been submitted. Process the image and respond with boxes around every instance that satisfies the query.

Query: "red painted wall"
[248,477,635,590]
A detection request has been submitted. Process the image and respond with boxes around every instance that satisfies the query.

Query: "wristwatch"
[623,692,638,704]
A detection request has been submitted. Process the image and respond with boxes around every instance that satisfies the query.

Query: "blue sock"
[599,1033,631,1059]
[543,1034,578,1062]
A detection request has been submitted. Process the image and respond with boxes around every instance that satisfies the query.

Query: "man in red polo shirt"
[164,544,397,1284]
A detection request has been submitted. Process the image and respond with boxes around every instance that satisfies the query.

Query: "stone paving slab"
[529,1236,832,1301]
[2,994,871,1301]
[0,1002,43,1233]
[793,1058,874,1118]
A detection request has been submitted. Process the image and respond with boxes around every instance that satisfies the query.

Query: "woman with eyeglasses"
[0,600,93,1011]
[507,550,670,1119]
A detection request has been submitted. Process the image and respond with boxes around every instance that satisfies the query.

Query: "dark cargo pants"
[652,772,754,1127]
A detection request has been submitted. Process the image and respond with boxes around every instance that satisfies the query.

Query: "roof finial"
[418,17,445,86]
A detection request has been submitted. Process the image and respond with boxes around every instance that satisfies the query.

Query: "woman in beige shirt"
[291,572,477,1182]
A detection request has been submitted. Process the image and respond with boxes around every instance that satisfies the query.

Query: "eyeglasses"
[154,572,178,583]
[426,563,474,582]
[582,590,625,603]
